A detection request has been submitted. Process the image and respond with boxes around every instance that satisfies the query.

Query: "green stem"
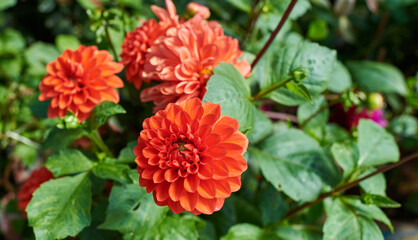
[299,99,340,128]
[104,22,119,62]
[89,130,114,157]
[250,76,293,101]
[267,151,418,230]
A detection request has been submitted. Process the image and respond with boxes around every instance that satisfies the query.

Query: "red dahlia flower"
[141,16,251,111]
[17,167,54,214]
[39,45,124,122]
[134,98,248,215]
[120,0,180,89]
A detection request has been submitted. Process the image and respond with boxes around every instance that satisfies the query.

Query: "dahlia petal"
[195,197,217,214]
[78,101,95,113]
[164,168,179,182]
[207,146,227,159]
[47,105,59,119]
[184,174,200,193]
[141,166,158,180]
[214,180,231,198]
[168,200,184,214]
[223,156,246,177]
[197,124,212,140]
[155,182,170,202]
[215,198,225,212]
[198,164,213,179]
[100,88,119,103]
[197,179,216,199]
[205,134,221,147]
[74,91,88,105]
[202,102,221,118]
[106,75,124,88]
[228,176,242,192]
[212,160,229,180]
[223,131,249,150]
[180,97,204,120]
[219,143,245,156]
[169,179,185,201]
[180,192,199,212]
[200,114,219,126]
[153,169,166,183]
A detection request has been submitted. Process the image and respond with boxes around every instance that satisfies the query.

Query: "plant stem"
[299,99,340,128]
[264,111,298,123]
[251,0,298,68]
[250,76,293,101]
[104,22,119,62]
[241,0,261,48]
[268,151,418,228]
[89,130,114,157]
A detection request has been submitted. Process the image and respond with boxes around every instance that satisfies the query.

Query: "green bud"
[367,92,385,110]
[292,69,307,82]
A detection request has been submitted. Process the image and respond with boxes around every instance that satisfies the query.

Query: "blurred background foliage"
[0,0,417,239]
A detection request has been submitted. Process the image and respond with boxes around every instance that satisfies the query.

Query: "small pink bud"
[186,2,210,20]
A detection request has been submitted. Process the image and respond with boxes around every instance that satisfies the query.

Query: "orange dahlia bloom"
[141,16,251,111]
[39,45,124,122]
[186,2,211,20]
[120,0,180,89]
[134,98,248,215]
[18,167,54,215]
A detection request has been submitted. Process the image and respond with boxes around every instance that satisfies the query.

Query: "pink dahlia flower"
[186,2,211,20]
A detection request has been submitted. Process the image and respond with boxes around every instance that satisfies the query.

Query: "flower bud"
[367,92,385,110]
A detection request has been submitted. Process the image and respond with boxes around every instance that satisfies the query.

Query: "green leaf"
[86,101,126,131]
[46,149,94,177]
[272,0,312,19]
[0,0,17,10]
[323,124,350,146]
[328,61,352,93]
[0,55,23,79]
[227,0,251,13]
[27,172,92,240]
[286,82,312,103]
[24,42,60,77]
[359,169,387,196]
[221,224,263,240]
[331,141,358,178]
[258,185,289,226]
[203,63,254,132]
[257,34,336,106]
[390,115,418,137]
[55,34,81,52]
[43,127,87,151]
[357,120,399,166]
[117,141,137,163]
[77,0,100,9]
[99,182,149,232]
[12,144,38,167]
[144,215,203,240]
[0,28,25,54]
[347,61,408,96]
[251,128,340,201]
[361,194,400,208]
[92,162,131,183]
[323,197,388,240]
[248,108,273,144]
[297,96,328,129]
[274,225,322,240]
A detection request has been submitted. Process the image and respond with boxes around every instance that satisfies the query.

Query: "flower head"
[18,167,54,215]
[186,2,211,19]
[39,45,124,122]
[141,16,251,111]
[120,0,180,89]
[134,98,248,215]
[330,103,387,129]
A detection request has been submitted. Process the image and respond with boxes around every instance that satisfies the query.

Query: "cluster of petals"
[120,0,179,89]
[134,98,248,215]
[120,0,251,111]
[331,103,387,129]
[18,167,54,214]
[39,45,124,122]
